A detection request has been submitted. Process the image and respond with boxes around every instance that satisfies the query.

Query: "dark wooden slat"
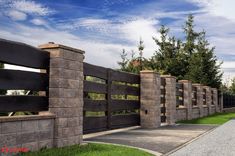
[161,88,165,95]
[161,97,165,103]
[111,84,139,96]
[176,99,183,105]
[110,70,140,84]
[83,62,108,80]
[0,39,49,69]
[176,83,183,89]
[84,81,107,94]
[161,107,166,113]
[83,116,107,133]
[0,69,48,90]
[111,100,140,111]
[107,69,112,129]
[111,114,140,127]
[176,90,183,97]
[192,87,197,91]
[84,99,107,111]
[161,77,166,86]
[0,96,48,112]
[161,116,166,122]
[192,100,197,105]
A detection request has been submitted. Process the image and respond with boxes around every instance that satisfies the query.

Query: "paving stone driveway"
[84,124,216,155]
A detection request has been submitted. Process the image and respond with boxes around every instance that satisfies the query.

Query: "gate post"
[179,80,192,120]
[193,84,204,117]
[162,75,176,125]
[39,43,85,147]
[140,70,161,128]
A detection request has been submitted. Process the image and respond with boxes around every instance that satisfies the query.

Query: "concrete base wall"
[0,114,55,152]
[203,107,209,117]
[211,106,216,114]
[223,107,235,113]
[176,108,187,121]
[192,107,200,119]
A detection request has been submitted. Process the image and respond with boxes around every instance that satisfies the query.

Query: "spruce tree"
[185,31,222,88]
[117,49,129,71]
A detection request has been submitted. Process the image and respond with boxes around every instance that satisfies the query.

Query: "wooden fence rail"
[0,39,49,112]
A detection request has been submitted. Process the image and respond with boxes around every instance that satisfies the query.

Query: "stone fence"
[0,42,223,153]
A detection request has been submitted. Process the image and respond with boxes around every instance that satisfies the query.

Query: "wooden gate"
[83,63,140,134]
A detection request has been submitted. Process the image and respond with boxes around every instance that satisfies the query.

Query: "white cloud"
[30,18,47,26]
[10,0,52,16]
[7,10,27,21]
[188,0,235,21]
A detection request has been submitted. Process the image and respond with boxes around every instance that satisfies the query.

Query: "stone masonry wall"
[0,115,55,152]
[176,108,187,121]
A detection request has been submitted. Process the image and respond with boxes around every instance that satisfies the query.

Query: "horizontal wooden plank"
[111,100,140,111]
[111,84,139,96]
[0,69,48,90]
[161,116,166,122]
[0,96,48,112]
[0,38,49,69]
[192,87,197,91]
[161,97,165,103]
[83,62,108,80]
[110,70,140,84]
[203,94,206,99]
[176,90,183,97]
[84,81,107,94]
[161,107,166,113]
[176,83,183,89]
[192,100,197,105]
[111,114,140,127]
[83,116,107,134]
[84,99,107,111]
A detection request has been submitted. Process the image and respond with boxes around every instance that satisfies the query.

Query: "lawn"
[177,112,235,125]
[20,143,153,156]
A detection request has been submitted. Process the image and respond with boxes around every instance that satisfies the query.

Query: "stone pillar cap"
[161,75,176,79]
[178,80,192,83]
[140,70,160,75]
[192,83,202,86]
[39,42,85,54]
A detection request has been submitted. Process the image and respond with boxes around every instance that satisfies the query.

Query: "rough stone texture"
[0,116,54,152]
[192,107,200,119]
[204,86,213,115]
[39,43,84,147]
[176,108,187,121]
[140,70,161,128]
[179,80,192,120]
[211,106,216,114]
[212,88,219,112]
[162,75,176,124]
[193,84,204,117]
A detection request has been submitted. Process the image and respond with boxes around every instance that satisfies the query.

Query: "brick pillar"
[192,84,203,117]
[204,86,212,115]
[179,80,192,120]
[162,75,176,125]
[39,43,84,147]
[212,88,219,112]
[140,70,161,128]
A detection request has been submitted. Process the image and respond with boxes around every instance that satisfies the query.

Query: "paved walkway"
[169,120,235,156]
[84,124,216,155]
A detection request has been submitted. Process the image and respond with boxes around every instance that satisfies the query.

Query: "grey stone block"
[1,121,21,134]
[21,120,38,132]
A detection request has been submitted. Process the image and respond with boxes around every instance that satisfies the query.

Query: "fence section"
[0,39,49,113]
[83,63,140,134]
[160,77,166,122]
[223,94,235,108]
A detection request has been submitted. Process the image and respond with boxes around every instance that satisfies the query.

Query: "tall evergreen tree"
[185,31,222,88]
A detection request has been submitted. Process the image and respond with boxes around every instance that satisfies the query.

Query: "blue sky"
[0,0,235,83]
